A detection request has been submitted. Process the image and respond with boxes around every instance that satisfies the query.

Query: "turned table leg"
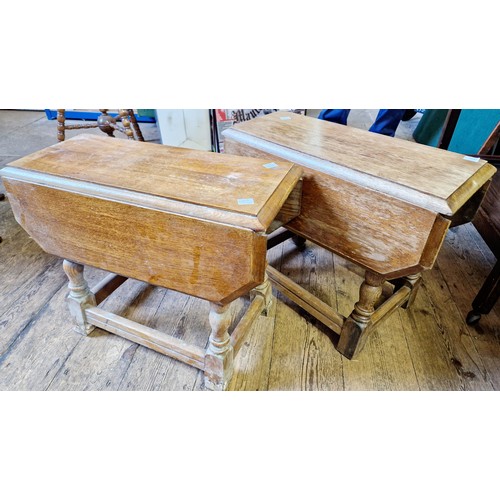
[204,303,234,390]
[402,273,422,309]
[338,270,386,359]
[63,260,97,335]
[251,271,273,315]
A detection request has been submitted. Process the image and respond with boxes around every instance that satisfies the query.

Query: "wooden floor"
[0,111,499,390]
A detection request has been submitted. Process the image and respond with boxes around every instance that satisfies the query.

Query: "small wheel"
[0,193,5,201]
[466,310,481,325]
[292,235,306,249]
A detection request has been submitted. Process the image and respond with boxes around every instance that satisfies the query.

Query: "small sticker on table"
[280,116,292,120]
[237,198,255,205]
[263,162,278,169]
[463,155,480,162]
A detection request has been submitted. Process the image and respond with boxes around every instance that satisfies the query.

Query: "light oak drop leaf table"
[223,111,497,359]
[0,134,302,390]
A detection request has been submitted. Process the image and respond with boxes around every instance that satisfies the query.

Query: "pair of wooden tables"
[1,112,495,389]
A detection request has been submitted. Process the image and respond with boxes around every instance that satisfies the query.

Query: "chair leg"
[57,109,66,141]
[97,109,117,137]
[56,108,144,141]
[118,109,135,140]
[126,109,145,141]
[467,260,500,324]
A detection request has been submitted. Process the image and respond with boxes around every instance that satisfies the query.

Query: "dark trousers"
[318,109,406,137]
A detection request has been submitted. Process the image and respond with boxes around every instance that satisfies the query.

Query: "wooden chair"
[466,121,500,324]
[56,109,144,142]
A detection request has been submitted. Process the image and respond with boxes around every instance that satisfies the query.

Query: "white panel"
[155,109,211,151]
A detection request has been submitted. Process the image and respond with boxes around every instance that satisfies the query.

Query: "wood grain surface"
[1,192,498,390]
[1,113,498,389]
[2,135,304,304]
[224,111,496,215]
[224,138,450,278]
[7,133,302,227]
[222,113,494,359]
[4,179,267,304]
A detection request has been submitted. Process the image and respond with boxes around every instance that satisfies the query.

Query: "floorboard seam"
[263,242,285,391]
[45,338,85,390]
[115,286,169,391]
[398,308,422,391]
[0,280,68,366]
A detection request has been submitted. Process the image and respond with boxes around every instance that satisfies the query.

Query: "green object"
[412,109,449,147]
[448,110,500,155]
[137,109,156,118]
[413,109,500,155]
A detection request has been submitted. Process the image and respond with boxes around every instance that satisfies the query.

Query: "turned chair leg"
[57,109,66,142]
[204,303,234,390]
[97,109,117,137]
[56,109,143,142]
[126,109,145,141]
[118,109,136,140]
[62,260,96,335]
[337,270,386,359]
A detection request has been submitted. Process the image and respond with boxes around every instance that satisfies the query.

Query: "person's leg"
[318,109,350,125]
[402,109,417,121]
[369,109,406,137]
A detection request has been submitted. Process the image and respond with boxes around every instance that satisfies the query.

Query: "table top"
[224,111,496,215]
[4,134,302,232]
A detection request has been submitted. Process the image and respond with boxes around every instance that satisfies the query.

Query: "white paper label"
[263,162,278,169]
[237,198,255,205]
[280,116,292,120]
[463,155,480,162]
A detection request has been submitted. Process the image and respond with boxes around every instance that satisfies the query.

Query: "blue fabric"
[318,109,406,137]
[318,109,350,125]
